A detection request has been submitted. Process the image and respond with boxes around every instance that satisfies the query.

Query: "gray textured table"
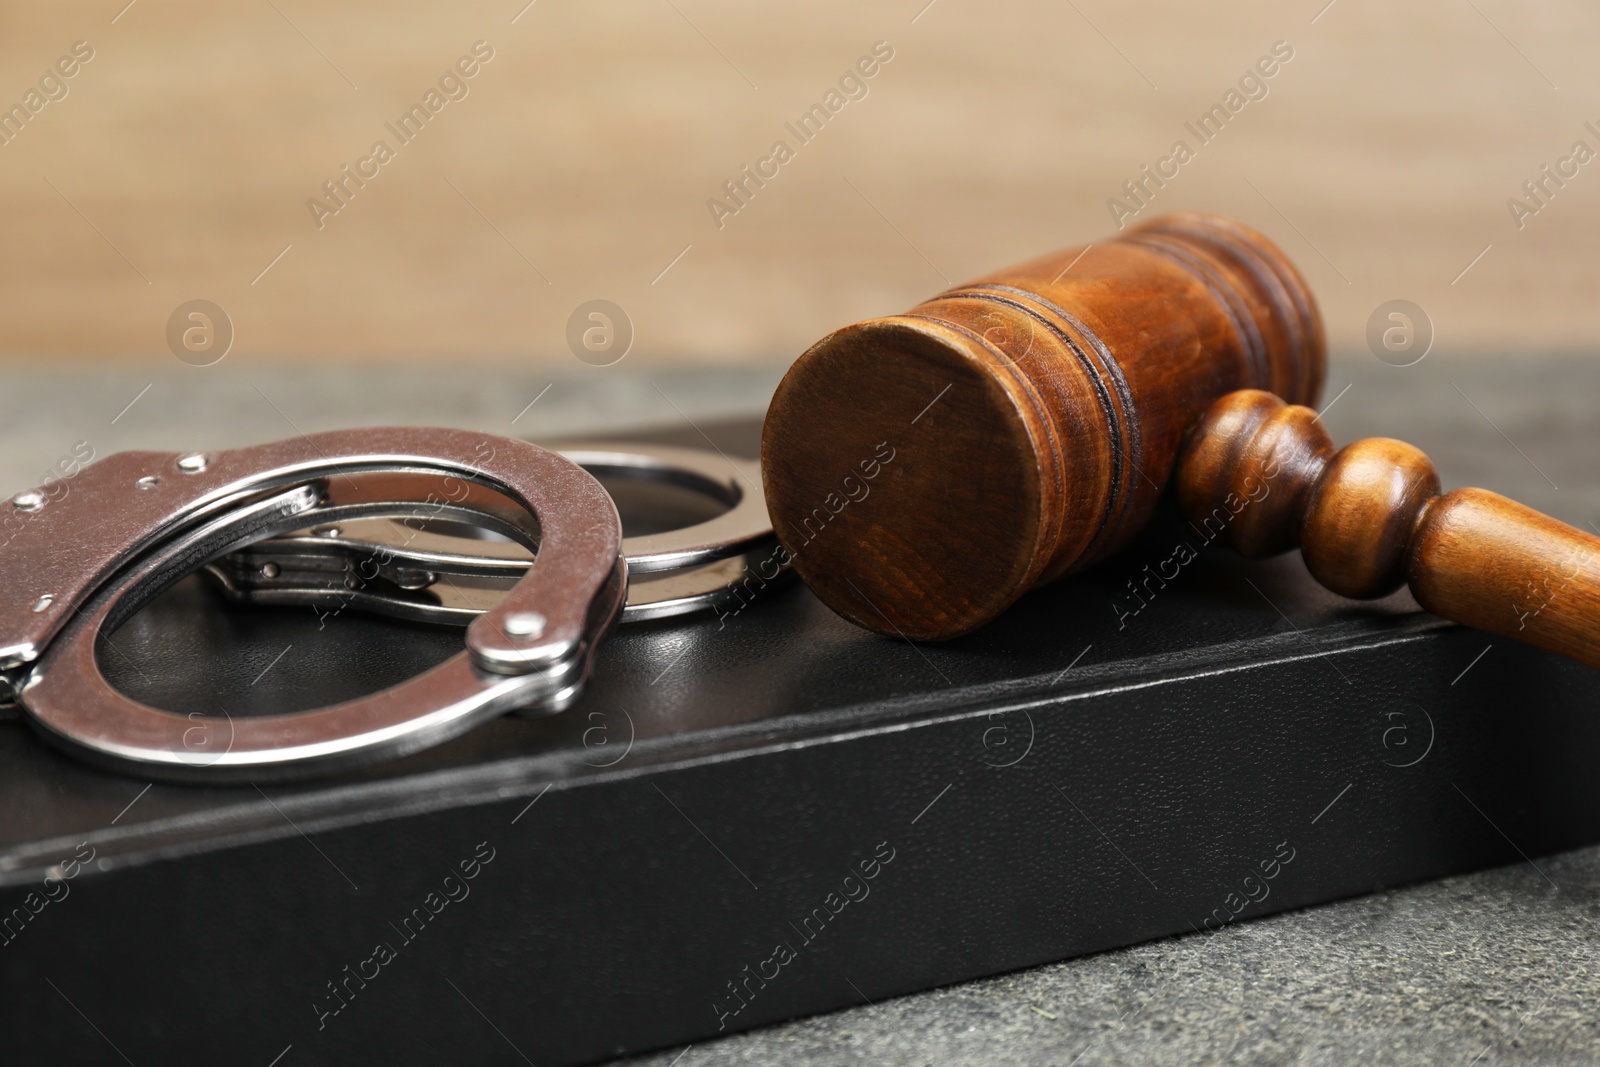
[5,352,1598,1066]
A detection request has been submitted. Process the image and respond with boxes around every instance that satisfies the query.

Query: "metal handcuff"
[0,430,781,782]
[204,443,777,626]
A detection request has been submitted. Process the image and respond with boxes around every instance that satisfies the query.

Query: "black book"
[2,418,1596,1067]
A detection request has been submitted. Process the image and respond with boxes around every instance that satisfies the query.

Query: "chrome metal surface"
[1,428,627,780]
[209,442,783,625]
[214,529,791,625]
[559,444,767,573]
[0,427,623,674]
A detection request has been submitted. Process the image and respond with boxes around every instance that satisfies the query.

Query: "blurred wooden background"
[0,0,1595,367]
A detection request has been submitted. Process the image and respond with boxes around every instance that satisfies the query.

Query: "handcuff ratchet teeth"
[0,427,626,782]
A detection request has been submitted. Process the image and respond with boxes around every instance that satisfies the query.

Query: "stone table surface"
[4,351,1598,1066]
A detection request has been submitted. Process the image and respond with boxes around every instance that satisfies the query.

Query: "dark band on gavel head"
[761,212,1326,641]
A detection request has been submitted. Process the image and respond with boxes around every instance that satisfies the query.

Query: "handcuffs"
[0,429,784,782]
[205,443,776,626]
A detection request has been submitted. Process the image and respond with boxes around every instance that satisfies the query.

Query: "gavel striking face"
[761,212,1600,668]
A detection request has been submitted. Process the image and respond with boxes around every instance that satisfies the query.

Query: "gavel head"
[760,212,1326,640]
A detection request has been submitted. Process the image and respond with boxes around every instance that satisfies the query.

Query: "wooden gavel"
[762,212,1600,665]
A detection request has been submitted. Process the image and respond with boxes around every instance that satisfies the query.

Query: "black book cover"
[2,418,1595,1066]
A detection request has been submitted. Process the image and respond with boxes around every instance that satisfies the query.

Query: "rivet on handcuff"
[0,429,784,782]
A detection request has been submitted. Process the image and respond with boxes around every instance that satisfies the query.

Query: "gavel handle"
[1177,390,1600,669]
